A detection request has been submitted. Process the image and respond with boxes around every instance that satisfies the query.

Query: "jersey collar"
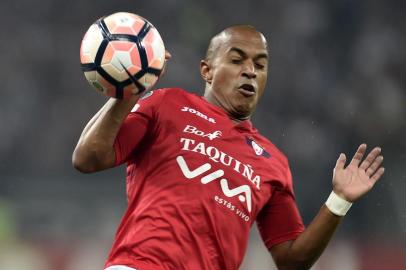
[199,96,257,133]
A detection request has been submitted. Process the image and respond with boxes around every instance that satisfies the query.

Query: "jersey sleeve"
[256,164,305,250]
[114,89,166,166]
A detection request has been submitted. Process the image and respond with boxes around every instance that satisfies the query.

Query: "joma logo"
[181,106,216,123]
[176,155,252,212]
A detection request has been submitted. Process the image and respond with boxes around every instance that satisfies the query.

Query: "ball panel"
[111,41,136,52]
[84,71,103,92]
[96,73,116,95]
[101,61,128,82]
[112,12,137,26]
[103,19,117,35]
[84,70,97,82]
[143,27,159,44]
[138,73,158,89]
[111,25,137,36]
[80,24,104,64]
[101,43,141,81]
[127,65,142,76]
[143,29,165,70]
[128,45,142,73]
[104,12,135,34]
[81,54,93,64]
[129,20,146,35]
[84,71,115,94]
[144,43,154,66]
[110,51,132,71]
[104,12,145,35]
[102,41,136,65]
[149,59,164,70]
[101,43,115,65]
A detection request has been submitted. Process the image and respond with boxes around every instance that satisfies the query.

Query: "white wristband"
[325,191,352,216]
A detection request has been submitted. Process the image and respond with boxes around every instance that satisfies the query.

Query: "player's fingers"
[370,167,385,183]
[161,51,171,77]
[335,153,347,170]
[349,144,367,167]
[366,155,384,177]
[359,147,382,170]
[165,50,172,60]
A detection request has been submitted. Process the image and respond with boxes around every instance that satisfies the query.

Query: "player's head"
[200,25,269,121]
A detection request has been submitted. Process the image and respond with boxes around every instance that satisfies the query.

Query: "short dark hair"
[205,25,265,61]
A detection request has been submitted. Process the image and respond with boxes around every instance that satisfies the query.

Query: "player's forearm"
[72,95,139,172]
[282,205,342,270]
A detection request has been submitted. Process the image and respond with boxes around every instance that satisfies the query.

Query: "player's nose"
[241,61,256,79]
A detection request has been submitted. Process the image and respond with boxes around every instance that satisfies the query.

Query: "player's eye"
[231,58,242,64]
[255,63,265,70]
[230,55,242,64]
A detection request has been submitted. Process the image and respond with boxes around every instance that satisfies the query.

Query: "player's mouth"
[237,83,256,97]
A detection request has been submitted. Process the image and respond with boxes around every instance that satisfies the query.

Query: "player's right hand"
[160,50,172,77]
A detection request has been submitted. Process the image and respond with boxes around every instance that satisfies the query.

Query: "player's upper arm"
[113,89,167,165]
[72,142,117,173]
[256,163,304,268]
[256,187,304,248]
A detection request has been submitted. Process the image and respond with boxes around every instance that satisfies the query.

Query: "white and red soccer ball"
[80,12,166,99]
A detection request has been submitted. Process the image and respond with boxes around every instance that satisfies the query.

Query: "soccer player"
[73,25,385,270]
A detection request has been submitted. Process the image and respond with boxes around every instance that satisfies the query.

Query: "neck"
[203,92,251,124]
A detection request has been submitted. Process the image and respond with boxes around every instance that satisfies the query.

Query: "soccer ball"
[80,12,166,99]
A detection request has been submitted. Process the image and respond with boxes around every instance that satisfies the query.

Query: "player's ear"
[200,59,212,84]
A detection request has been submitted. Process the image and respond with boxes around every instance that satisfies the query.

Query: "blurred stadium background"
[1,0,405,269]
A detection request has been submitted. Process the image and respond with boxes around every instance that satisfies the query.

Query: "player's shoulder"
[133,87,200,114]
[144,87,201,105]
[270,142,289,166]
[148,87,193,97]
[136,87,187,103]
[255,134,290,167]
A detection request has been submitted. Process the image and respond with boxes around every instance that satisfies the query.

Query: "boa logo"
[183,125,222,140]
[176,155,252,212]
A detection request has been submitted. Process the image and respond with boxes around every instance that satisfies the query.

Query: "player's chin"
[232,103,255,120]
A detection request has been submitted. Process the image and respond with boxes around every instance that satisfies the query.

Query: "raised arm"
[72,95,141,173]
[73,51,171,173]
[271,144,385,270]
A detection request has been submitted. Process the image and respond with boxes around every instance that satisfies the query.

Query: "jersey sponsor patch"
[246,137,270,158]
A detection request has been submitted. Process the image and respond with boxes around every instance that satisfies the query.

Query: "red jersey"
[106,88,304,270]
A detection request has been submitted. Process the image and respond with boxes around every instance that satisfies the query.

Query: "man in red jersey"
[73,25,385,270]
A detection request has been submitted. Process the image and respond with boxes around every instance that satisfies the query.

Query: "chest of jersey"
[145,93,282,224]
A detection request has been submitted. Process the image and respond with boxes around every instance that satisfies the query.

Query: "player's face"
[202,29,269,120]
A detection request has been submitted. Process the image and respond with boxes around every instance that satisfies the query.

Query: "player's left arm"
[270,144,385,270]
